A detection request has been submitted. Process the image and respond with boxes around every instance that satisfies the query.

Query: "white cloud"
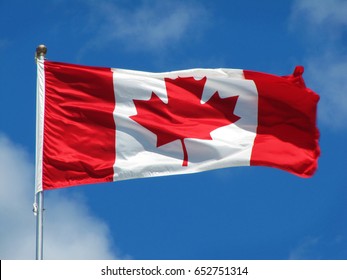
[289,236,320,259]
[0,134,119,259]
[291,0,347,28]
[82,0,208,52]
[289,235,347,259]
[43,192,118,259]
[305,53,347,129]
[291,0,347,129]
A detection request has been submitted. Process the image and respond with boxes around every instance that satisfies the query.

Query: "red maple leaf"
[130,76,240,166]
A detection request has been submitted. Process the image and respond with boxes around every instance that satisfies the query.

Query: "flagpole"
[35,191,44,260]
[35,44,47,260]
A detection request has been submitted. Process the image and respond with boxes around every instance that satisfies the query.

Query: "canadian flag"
[35,60,320,192]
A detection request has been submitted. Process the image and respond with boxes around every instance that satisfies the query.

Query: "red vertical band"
[244,68,320,177]
[43,61,116,190]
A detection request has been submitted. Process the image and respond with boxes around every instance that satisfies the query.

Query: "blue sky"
[1,0,347,260]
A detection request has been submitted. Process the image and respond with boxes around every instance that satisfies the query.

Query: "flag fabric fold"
[35,60,320,192]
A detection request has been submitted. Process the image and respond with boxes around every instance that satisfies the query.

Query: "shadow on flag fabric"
[35,60,320,192]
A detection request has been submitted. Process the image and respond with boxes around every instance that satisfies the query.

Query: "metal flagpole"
[35,191,44,260]
[34,45,47,260]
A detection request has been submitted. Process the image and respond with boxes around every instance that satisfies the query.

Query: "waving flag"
[35,60,319,192]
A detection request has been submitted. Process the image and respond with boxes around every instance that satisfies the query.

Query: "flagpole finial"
[36,44,47,59]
